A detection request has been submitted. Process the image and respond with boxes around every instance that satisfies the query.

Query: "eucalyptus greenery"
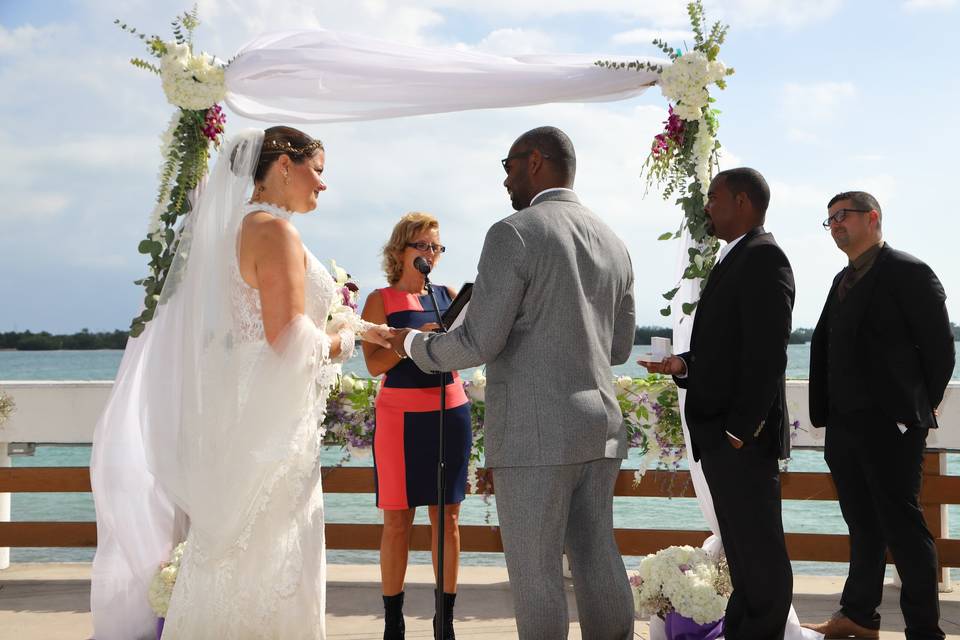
[597,1,733,316]
[116,7,222,337]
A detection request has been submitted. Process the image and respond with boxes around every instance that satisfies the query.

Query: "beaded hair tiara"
[261,138,324,155]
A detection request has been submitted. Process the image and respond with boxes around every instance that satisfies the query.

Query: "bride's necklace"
[245,200,295,220]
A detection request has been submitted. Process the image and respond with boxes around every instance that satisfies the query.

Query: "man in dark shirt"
[803,191,954,640]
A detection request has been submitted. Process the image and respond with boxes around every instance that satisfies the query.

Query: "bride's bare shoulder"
[241,211,301,248]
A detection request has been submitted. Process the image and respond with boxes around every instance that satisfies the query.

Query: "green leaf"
[681,301,698,315]
[657,232,674,241]
[660,306,672,317]
[138,239,155,254]
[663,286,680,301]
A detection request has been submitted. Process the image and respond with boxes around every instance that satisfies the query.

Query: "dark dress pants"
[824,414,944,640]
[699,441,792,640]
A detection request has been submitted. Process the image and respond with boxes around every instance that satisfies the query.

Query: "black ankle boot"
[383,591,405,640]
[432,589,456,640]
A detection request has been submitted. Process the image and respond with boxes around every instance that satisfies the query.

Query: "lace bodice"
[231,202,338,344]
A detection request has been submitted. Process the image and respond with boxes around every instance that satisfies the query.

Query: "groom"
[642,168,795,639]
[389,126,636,639]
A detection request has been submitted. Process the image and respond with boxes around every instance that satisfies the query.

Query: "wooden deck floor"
[2,563,959,639]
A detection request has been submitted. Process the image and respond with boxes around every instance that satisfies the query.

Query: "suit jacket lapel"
[698,226,764,307]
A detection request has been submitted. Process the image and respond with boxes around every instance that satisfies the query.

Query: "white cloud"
[611,29,694,46]
[3,193,72,220]
[718,0,844,28]
[902,0,957,10]
[780,81,858,143]
[0,24,61,54]
[472,28,557,55]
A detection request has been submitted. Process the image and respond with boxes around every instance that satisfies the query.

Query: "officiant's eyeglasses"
[822,208,871,228]
[406,242,446,253]
[501,150,551,172]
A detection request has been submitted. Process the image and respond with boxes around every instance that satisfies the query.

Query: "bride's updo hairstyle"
[251,126,324,182]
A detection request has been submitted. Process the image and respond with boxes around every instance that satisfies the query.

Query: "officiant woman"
[360,212,472,639]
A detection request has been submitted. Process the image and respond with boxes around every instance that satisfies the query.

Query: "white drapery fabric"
[90,332,178,640]
[664,230,821,640]
[225,29,662,123]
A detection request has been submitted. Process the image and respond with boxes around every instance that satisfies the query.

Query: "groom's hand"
[387,328,411,357]
[638,355,686,376]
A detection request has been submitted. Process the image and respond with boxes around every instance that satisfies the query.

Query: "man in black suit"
[802,191,954,640]
[641,167,795,639]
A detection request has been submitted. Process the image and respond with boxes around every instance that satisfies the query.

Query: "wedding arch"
[93,4,815,640]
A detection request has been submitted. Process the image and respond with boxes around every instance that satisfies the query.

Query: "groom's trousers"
[699,441,792,640]
[493,458,634,640]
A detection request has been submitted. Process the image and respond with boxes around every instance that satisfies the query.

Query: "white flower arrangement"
[325,260,363,334]
[657,51,727,122]
[596,1,734,316]
[631,545,731,625]
[159,42,226,111]
[148,542,186,617]
[115,9,229,337]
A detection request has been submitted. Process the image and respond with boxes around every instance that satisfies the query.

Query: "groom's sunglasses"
[501,150,551,173]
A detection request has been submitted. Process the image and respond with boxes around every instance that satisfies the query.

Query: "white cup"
[651,337,672,361]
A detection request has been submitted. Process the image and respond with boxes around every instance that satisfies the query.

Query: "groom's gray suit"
[409,189,636,639]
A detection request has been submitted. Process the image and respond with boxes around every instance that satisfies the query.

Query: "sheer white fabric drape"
[225,29,661,123]
[663,230,821,640]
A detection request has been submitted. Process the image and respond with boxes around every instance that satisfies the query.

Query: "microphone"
[413,256,432,275]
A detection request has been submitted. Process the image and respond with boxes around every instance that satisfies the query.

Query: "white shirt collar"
[717,232,747,265]
[530,187,576,206]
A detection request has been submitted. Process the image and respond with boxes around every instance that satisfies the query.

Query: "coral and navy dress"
[373,285,472,510]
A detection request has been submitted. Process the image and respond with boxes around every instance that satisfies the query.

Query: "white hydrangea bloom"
[160,41,226,110]
[659,51,727,122]
[631,545,728,624]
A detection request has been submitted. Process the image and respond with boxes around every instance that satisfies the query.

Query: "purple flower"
[202,104,226,145]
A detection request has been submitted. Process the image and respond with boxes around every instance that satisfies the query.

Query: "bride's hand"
[362,324,394,349]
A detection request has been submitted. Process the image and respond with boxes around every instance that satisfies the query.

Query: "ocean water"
[2,345,958,579]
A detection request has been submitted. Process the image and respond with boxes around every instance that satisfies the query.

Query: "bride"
[92,126,392,639]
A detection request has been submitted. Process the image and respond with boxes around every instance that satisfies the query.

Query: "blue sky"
[1,0,957,333]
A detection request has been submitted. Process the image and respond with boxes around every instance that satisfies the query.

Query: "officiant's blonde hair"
[382,212,439,285]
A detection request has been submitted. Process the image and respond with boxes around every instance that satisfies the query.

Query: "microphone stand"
[421,270,449,640]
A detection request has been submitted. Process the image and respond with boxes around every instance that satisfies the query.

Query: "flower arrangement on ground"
[631,545,731,638]
[597,1,734,315]
[148,542,186,618]
[115,8,228,337]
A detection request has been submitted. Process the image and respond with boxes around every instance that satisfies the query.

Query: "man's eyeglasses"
[822,208,871,228]
[406,241,446,253]
[501,150,551,173]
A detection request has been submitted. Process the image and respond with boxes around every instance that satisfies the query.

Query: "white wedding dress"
[161,202,349,639]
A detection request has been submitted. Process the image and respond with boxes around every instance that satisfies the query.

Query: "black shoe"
[432,589,456,640]
[383,591,405,640]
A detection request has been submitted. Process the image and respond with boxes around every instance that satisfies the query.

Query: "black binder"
[441,282,473,328]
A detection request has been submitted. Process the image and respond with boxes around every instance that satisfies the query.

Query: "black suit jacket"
[809,243,955,430]
[674,227,796,461]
